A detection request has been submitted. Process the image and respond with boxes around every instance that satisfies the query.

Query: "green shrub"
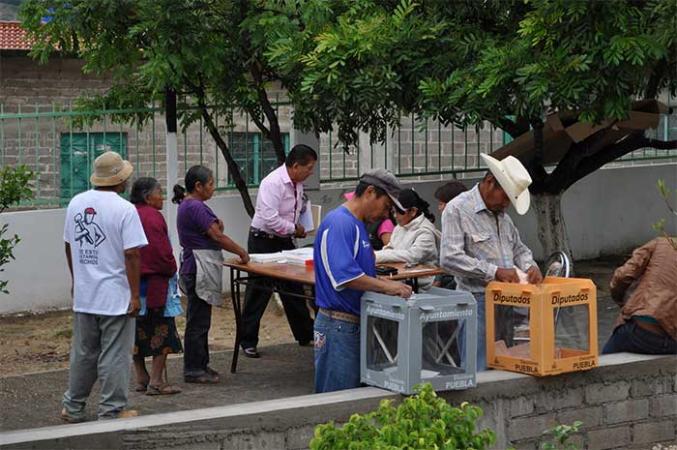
[0,165,33,294]
[541,421,583,450]
[309,383,495,450]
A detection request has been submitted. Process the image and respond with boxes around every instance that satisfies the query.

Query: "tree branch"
[195,83,256,217]
[250,60,286,165]
[568,135,677,191]
[644,58,668,99]
[646,138,677,150]
[494,116,530,138]
[540,127,622,194]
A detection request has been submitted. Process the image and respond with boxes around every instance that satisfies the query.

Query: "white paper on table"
[249,252,285,263]
[280,247,314,265]
[281,247,314,259]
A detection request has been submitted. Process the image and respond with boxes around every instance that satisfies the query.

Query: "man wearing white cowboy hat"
[61,151,148,422]
[440,153,542,370]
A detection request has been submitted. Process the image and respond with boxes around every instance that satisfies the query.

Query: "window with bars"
[227,132,290,186]
[60,133,128,206]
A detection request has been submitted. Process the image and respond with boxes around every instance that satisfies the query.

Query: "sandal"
[135,381,149,392]
[146,383,182,396]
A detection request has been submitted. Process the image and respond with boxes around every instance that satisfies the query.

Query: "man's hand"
[294,224,307,238]
[527,265,543,284]
[238,251,250,265]
[128,295,141,317]
[495,268,520,283]
[383,280,413,298]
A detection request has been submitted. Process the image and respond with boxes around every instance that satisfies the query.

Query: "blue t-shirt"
[314,206,376,316]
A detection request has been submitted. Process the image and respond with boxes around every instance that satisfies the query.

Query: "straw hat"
[90,151,134,187]
[480,154,532,215]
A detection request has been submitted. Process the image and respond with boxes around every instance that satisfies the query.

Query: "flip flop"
[135,382,149,392]
[146,384,182,396]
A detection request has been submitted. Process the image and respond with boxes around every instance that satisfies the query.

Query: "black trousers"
[182,274,213,376]
[241,233,314,349]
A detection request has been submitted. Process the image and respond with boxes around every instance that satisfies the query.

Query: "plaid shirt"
[440,184,536,294]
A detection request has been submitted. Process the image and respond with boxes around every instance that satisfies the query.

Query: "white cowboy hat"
[480,154,532,215]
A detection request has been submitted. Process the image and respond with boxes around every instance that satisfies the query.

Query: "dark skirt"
[134,307,183,357]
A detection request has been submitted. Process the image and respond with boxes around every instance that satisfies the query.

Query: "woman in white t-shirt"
[375,189,440,290]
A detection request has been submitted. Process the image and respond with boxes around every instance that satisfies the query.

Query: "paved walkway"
[0,258,622,432]
[0,344,315,431]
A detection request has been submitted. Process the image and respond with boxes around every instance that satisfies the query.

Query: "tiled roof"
[0,21,31,51]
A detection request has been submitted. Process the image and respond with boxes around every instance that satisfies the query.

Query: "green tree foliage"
[270,0,676,192]
[268,0,677,256]
[19,0,320,216]
[310,384,495,450]
[0,166,33,294]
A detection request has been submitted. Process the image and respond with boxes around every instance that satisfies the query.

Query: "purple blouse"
[176,198,220,275]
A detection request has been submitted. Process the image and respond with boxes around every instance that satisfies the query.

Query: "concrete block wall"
[2,354,674,450]
[317,119,505,182]
[126,355,673,450]
[0,55,292,206]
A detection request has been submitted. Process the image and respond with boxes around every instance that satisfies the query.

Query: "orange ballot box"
[485,277,598,376]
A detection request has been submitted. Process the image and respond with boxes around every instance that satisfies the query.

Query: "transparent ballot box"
[486,277,598,376]
[360,287,477,394]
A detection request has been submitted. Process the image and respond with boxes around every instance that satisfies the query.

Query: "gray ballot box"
[360,287,477,394]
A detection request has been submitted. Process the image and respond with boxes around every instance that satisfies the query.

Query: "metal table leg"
[230,267,242,373]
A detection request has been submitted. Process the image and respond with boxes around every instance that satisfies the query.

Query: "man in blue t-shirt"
[314,169,413,393]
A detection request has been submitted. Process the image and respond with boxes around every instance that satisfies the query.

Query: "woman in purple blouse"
[174,166,249,384]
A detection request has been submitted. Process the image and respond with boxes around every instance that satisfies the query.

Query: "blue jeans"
[602,320,676,355]
[459,293,486,371]
[314,312,361,393]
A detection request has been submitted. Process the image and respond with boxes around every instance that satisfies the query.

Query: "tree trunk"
[200,108,256,218]
[532,192,574,271]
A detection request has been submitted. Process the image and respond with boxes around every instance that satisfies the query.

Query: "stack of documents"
[249,247,314,266]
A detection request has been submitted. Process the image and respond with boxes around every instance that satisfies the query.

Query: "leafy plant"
[309,383,495,450]
[0,165,33,294]
[541,421,583,450]
[274,0,677,258]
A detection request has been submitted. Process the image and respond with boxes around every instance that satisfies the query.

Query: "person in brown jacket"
[602,237,676,354]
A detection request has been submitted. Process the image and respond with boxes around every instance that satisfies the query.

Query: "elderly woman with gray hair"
[130,177,182,395]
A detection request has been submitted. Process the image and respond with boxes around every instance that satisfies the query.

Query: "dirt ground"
[0,256,624,377]
[0,296,298,376]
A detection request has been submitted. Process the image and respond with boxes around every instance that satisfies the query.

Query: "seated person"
[433,181,468,289]
[344,191,394,249]
[375,189,440,290]
[602,237,676,355]
[434,180,468,213]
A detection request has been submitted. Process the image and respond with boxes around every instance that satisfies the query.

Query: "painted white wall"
[1,208,72,313]
[1,164,675,314]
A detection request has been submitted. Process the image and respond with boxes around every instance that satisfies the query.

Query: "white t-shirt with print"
[63,189,148,315]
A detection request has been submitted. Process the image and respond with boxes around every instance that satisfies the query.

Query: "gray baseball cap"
[359,168,405,212]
